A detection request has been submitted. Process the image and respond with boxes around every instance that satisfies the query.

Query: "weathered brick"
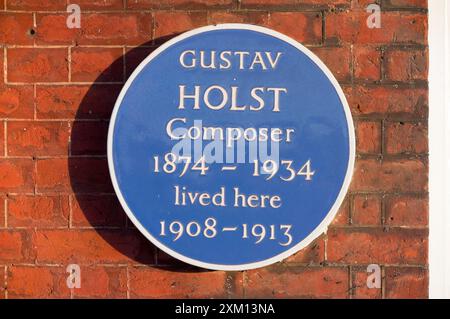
[71,48,124,83]
[331,196,350,225]
[129,267,229,298]
[70,0,124,10]
[208,11,269,25]
[327,227,427,264]
[245,266,349,298]
[385,195,428,227]
[354,46,381,81]
[311,46,352,82]
[285,235,325,264]
[6,0,66,10]
[7,121,71,156]
[0,159,35,193]
[326,12,427,45]
[0,230,34,263]
[263,12,322,45]
[350,159,427,192]
[7,195,69,228]
[79,13,152,45]
[356,121,381,154]
[33,229,155,264]
[36,85,121,120]
[385,121,428,154]
[385,49,428,82]
[127,0,233,9]
[7,48,68,83]
[125,47,156,79]
[352,194,381,225]
[385,267,428,299]
[71,195,126,228]
[0,13,34,45]
[0,85,34,119]
[7,266,70,299]
[0,266,5,299]
[73,266,128,298]
[0,121,4,157]
[383,0,428,9]
[154,12,208,43]
[35,14,79,45]
[242,0,350,9]
[36,158,113,193]
[344,86,428,118]
[351,266,382,299]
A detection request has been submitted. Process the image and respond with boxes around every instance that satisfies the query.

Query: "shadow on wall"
[69,36,209,273]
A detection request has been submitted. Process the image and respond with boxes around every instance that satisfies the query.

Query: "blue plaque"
[108,24,355,270]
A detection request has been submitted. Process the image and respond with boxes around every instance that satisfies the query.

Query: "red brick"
[7,48,68,83]
[71,121,109,155]
[383,0,428,9]
[125,47,156,78]
[36,13,152,45]
[34,229,155,264]
[6,0,66,10]
[0,159,34,193]
[71,195,126,228]
[70,0,124,10]
[208,11,269,25]
[7,195,69,228]
[73,266,127,298]
[327,227,427,264]
[0,85,34,119]
[331,196,350,225]
[35,14,79,45]
[7,266,70,299]
[0,121,3,157]
[0,266,5,299]
[385,121,428,154]
[356,121,381,154]
[344,85,428,118]
[154,12,208,42]
[385,267,428,298]
[127,0,233,9]
[0,230,34,263]
[285,235,325,264]
[71,48,124,83]
[0,195,5,228]
[7,121,71,156]
[385,195,428,227]
[352,194,381,225]
[351,0,381,10]
[242,0,350,8]
[36,158,113,193]
[350,159,427,192]
[129,267,229,298]
[36,85,121,120]
[156,249,191,267]
[263,12,322,45]
[385,49,428,82]
[326,12,427,45]
[311,47,352,82]
[245,266,349,298]
[80,13,152,45]
[0,13,34,45]
[354,46,381,81]
[351,266,382,299]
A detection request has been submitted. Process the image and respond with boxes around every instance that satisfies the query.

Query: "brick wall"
[0,0,428,298]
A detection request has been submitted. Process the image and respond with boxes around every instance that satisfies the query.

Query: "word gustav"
[179,50,283,70]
